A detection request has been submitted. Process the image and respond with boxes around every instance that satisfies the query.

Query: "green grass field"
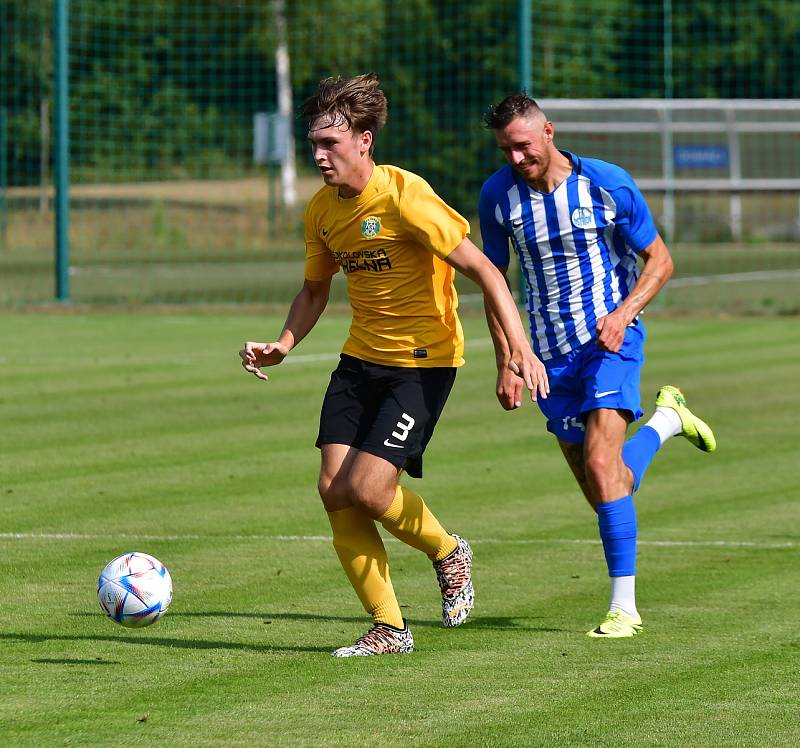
[1,311,799,747]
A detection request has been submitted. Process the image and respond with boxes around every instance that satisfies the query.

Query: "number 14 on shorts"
[561,415,586,432]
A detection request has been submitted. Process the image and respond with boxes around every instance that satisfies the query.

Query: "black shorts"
[316,354,457,478]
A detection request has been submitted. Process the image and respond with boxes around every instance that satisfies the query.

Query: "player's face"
[308,116,373,197]
[494,114,554,186]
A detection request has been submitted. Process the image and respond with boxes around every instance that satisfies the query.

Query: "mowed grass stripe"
[2,532,797,550]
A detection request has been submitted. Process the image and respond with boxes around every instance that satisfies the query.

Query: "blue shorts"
[538,321,646,444]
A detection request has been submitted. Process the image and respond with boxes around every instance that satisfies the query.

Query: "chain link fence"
[1,0,799,310]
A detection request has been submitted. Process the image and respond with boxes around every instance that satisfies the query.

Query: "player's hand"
[496,367,523,410]
[239,341,288,381]
[507,348,549,402]
[595,312,626,352]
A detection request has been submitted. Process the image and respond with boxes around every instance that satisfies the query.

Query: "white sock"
[645,407,682,446]
[609,575,638,618]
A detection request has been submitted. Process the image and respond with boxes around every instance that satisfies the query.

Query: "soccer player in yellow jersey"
[240,73,548,657]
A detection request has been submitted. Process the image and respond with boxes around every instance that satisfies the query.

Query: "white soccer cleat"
[331,621,414,657]
[433,534,474,627]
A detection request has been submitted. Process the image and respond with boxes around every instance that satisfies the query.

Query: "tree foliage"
[1,0,797,211]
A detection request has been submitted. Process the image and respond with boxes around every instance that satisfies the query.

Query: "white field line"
[0,532,795,550]
[283,352,339,364]
[666,268,800,287]
[71,267,800,285]
[283,337,493,365]
[0,342,491,369]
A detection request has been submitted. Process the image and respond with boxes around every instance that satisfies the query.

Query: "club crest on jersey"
[571,207,593,228]
[361,216,381,239]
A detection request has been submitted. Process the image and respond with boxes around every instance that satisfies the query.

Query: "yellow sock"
[379,485,457,562]
[327,506,404,629]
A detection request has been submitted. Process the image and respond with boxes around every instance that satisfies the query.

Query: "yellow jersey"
[303,164,469,368]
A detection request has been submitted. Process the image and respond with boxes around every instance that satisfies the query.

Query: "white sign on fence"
[253,112,290,166]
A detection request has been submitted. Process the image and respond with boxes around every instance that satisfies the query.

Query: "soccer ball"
[97,552,173,628]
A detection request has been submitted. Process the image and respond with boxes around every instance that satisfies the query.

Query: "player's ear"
[544,121,554,142]
[360,129,373,155]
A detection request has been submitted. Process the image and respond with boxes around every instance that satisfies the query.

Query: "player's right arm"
[240,275,332,381]
[242,198,338,381]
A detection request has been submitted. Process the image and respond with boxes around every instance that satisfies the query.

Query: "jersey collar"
[337,163,383,205]
[562,150,582,175]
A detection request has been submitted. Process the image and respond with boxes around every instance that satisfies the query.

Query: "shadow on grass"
[70,610,367,624]
[70,610,566,632]
[1,632,330,654]
[6,612,565,657]
[6,624,565,660]
[464,616,567,633]
[166,611,567,632]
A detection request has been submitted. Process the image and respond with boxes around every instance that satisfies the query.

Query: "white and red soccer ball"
[97,552,172,628]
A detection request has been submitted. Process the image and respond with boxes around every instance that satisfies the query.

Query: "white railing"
[538,99,800,240]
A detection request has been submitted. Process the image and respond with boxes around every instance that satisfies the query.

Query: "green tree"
[0,0,51,187]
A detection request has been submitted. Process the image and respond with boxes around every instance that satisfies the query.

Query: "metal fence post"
[518,0,531,95]
[517,0,531,304]
[54,0,70,302]
[0,107,7,248]
[662,0,675,243]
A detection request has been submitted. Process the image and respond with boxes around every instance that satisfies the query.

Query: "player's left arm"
[595,234,674,352]
[446,238,549,400]
[482,266,529,411]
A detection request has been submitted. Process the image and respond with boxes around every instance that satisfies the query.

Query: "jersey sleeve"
[478,180,511,268]
[610,170,659,253]
[303,202,339,281]
[399,178,469,258]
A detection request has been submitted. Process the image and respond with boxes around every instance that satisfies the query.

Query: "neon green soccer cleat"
[655,385,717,453]
[586,610,643,638]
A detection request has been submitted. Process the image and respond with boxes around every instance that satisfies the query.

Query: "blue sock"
[622,425,661,493]
[596,495,637,577]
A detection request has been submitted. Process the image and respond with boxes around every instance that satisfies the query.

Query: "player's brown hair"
[483,92,545,129]
[301,73,388,155]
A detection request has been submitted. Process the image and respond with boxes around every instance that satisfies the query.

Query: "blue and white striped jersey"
[479,151,658,361]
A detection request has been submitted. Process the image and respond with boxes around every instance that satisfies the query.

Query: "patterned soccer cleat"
[586,610,643,638]
[331,621,414,657]
[433,534,474,627]
[655,385,717,453]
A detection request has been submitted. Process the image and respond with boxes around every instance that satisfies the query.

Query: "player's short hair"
[302,73,388,155]
[483,93,546,129]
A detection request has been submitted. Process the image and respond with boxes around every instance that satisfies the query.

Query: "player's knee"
[349,483,379,516]
[317,473,331,500]
[318,474,350,510]
[584,452,615,491]
[349,478,394,518]
[585,451,632,502]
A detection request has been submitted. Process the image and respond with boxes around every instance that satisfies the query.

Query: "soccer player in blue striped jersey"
[479,93,716,638]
